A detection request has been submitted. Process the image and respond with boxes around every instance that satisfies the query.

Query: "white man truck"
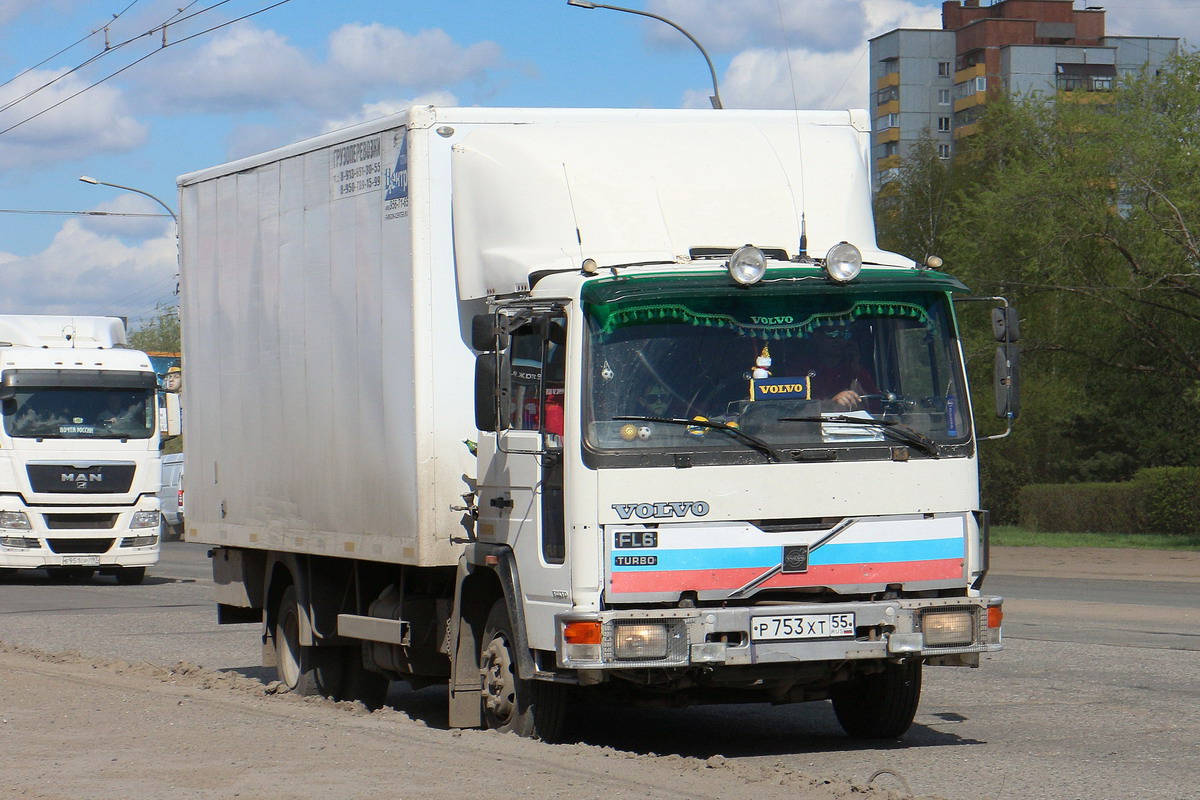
[181,106,1011,741]
[0,315,169,584]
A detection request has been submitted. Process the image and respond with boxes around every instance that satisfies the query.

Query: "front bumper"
[0,506,160,569]
[558,596,1002,670]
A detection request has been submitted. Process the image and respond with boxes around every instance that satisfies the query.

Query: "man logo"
[61,473,103,490]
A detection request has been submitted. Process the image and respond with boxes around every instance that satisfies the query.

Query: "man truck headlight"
[131,510,162,529]
[121,534,159,548]
[921,609,975,647]
[1,535,39,548]
[613,623,670,660]
[0,510,32,530]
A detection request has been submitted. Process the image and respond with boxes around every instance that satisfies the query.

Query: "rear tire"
[274,584,341,697]
[336,646,390,710]
[480,599,567,741]
[832,659,922,739]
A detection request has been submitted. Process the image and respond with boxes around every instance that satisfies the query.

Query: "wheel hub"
[482,635,516,721]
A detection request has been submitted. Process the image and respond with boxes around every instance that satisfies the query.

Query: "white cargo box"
[178,106,890,567]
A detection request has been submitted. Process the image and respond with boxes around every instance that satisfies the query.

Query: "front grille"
[27,464,135,494]
[46,538,114,554]
[43,514,118,530]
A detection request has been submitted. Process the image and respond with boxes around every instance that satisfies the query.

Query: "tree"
[128,302,180,353]
[877,50,1200,519]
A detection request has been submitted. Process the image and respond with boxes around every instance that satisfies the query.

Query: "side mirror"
[994,344,1020,419]
[471,314,508,352]
[162,391,182,437]
[991,306,1020,343]
[474,352,500,431]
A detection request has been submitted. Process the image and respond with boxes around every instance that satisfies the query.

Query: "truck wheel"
[336,646,390,710]
[480,599,567,742]
[274,584,341,697]
[831,659,922,739]
[114,567,146,585]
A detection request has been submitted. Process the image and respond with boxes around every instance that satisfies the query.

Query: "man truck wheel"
[480,599,567,742]
[114,567,146,585]
[274,584,341,697]
[831,659,922,739]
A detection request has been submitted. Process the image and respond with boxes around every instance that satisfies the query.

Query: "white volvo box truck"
[180,106,1011,741]
[0,315,170,584]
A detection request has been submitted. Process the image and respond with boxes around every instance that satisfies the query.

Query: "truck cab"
[0,316,167,584]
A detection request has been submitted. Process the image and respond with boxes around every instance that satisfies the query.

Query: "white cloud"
[0,68,147,170]
[131,21,503,120]
[647,0,938,54]
[328,23,503,89]
[132,25,330,114]
[0,219,176,318]
[78,194,176,241]
[690,46,873,110]
[320,91,460,133]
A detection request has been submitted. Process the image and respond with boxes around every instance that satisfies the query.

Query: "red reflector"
[484,554,499,566]
[563,621,602,645]
[988,605,1003,628]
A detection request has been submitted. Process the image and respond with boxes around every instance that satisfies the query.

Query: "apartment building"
[868,0,1179,190]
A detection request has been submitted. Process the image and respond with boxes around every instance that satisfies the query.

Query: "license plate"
[61,556,100,567]
[750,613,856,641]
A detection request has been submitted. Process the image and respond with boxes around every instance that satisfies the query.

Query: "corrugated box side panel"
[184,126,456,566]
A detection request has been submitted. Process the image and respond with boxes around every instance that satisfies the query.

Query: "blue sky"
[0,0,1194,327]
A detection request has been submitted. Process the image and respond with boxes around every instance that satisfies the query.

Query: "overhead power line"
[0,0,294,137]
[0,209,171,217]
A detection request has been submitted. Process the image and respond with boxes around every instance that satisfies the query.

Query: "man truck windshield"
[2,387,155,439]
[584,279,969,463]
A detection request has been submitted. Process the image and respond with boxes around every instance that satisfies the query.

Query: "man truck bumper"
[0,503,161,570]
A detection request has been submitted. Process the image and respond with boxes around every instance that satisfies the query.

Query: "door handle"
[489,496,514,509]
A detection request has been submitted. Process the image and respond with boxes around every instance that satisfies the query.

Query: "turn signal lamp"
[728,244,767,285]
[563,620,602,663]
[988,604,1004,629]
[824,242,862,283]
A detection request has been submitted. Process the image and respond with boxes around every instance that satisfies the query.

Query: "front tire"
[114,567,146,585]
[480,600,567,741]
[831,659,922,739]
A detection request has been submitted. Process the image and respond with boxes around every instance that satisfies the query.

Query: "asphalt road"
[2,542,1198,800]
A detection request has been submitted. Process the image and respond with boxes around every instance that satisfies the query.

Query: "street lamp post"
[566,0,723,109]
[78,176,178,224]
[80,175,180,297]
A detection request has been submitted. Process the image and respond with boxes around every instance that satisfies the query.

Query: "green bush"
[1132,467,1200,535]
[1018,482,1140,534]
[1019,467,1200,535]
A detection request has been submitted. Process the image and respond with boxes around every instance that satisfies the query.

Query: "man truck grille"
[47,538,115,554]
[43,514,119,530]
[26,464,135,494]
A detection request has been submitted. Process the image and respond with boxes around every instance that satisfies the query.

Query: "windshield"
[2,388,155,439]
[583,278,969,464]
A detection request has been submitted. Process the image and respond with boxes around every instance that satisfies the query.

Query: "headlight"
[824,242,862,283]
[131,510,162,529]
[613,623,669,660]
[120,534,159,548]
[921,609,975,647]
[728,245,767,285]
[0,535,39,548]
[0,510,32,530]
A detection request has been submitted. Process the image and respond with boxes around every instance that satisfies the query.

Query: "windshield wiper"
[614,415,785,463]
[779,415,943,458]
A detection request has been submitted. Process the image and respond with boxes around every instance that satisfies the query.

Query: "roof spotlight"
[824,242,862,283]
[728,244,767,285]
